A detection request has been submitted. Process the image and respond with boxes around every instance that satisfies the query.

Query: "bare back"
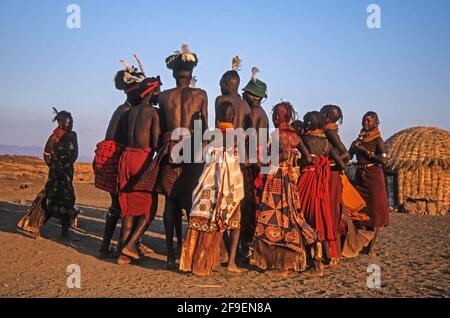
[278,129,302,163]
[299,136,330,166]
[159,87,208,133]
[105,102,133,144]
[127,102,160,150]
[301,135,345,169]
[250,106,270,144]
[215,95,251,129]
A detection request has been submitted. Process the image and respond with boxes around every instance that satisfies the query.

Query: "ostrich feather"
[231,56,241,71]
[133,53,145,75]
[251,67,260,81]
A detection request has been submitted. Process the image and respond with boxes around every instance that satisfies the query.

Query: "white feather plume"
[181,44,191,54]
[120,59,131,72]
[232,56,242,71]
[251,67,260,81]
[133,53,145,75]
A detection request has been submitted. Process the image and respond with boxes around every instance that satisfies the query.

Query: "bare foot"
[322,258,338,268]
[121,245,140,260]
[267,269,289,277]
[227,264,243,274]
[303,268,324,277]
[330,258,339,267]
[138,243,154,256]
[117,254,132,265]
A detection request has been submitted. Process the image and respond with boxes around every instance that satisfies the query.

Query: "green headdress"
[242,67,267,99]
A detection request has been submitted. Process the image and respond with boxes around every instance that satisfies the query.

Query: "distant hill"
[0,145,92,163]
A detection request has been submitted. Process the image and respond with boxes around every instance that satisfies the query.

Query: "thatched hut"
[385,127,450,215]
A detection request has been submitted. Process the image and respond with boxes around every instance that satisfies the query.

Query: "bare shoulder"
[239,99,251,113]
[161,88,177,95]
[215,95,224,105]
[256,107,269,122]
[215,95,226,103]
[110,103,129,117]
[140,104,158,114]
[159,88,175,100]
[191,87,207,97]
[117,103,131,111]
[254,107,267,115]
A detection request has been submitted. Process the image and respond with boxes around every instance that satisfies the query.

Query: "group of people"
[18,45,390,277]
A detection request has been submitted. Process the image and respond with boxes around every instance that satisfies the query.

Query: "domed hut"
[384,127,449,215]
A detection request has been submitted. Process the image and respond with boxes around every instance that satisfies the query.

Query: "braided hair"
[320,104,343,125]
[303,111,324,131]
[271,101,298,124]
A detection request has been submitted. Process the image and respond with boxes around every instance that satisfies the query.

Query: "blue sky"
[0,0,449,160]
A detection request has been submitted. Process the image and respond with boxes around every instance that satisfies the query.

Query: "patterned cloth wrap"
[189,146,244,232]
[255,150,318,253]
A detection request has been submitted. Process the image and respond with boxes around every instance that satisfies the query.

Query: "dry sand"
[0,155,448,298]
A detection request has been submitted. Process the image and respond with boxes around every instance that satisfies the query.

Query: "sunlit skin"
[118,90,161,264]
[98,79,154,259]
[350,115,387,165]
[320,107,350,163]
[215,73,251,129]
[240,91,269,259]
[99,100,133,259]
[242,92,269,136]
[272,104,312,163]
[215,74,251,271]
[158,65,208,269]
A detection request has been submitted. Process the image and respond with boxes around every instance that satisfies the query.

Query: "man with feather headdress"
[116,73,162,265]
[215,56,252,129]
[132,44,208,269]
[212,56,253,266]
[94,55,154,258]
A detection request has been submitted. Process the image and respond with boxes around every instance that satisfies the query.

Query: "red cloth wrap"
[93,140,125,193]
[328,170,344,257]
[355,165,390,228]
[51,127,66,144]
[297,155,336,256]
[118,147,153,221]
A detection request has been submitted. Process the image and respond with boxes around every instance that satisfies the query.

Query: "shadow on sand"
[0,200,177,270]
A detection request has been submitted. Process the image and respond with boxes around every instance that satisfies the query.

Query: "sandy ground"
[0,155,448,298]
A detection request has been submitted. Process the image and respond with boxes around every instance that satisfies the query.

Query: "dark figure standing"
[18,108,79,240]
